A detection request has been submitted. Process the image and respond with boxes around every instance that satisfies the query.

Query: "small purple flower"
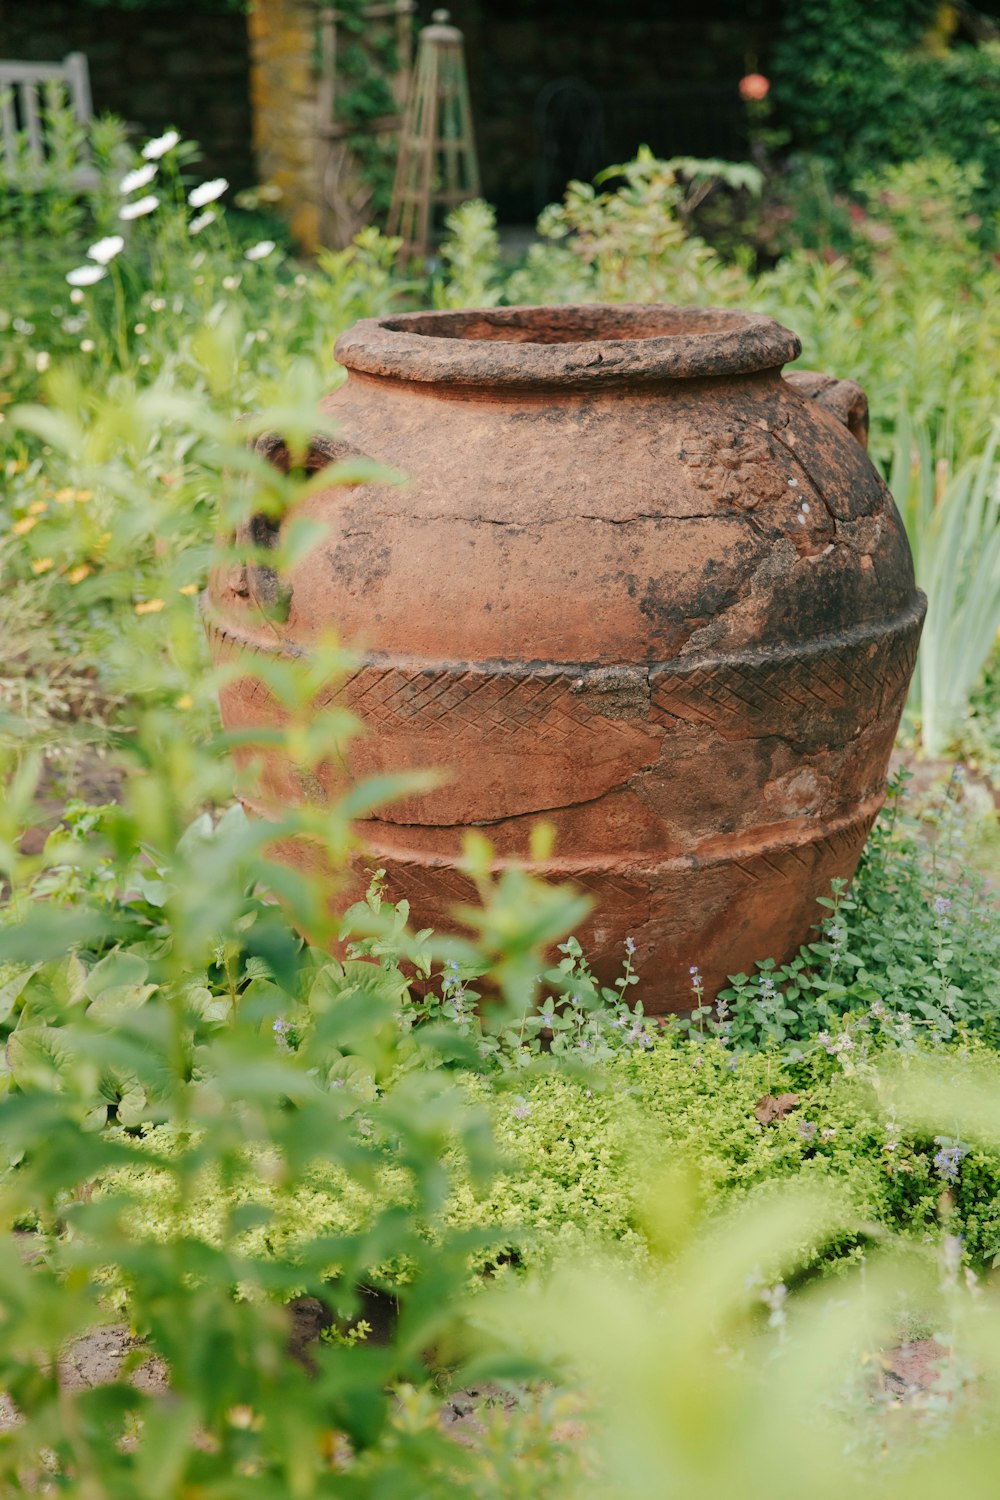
[443,960,463,996]
[511,1099,532,1121]
[933,895,952,918]
[825,920,846,964]
[933,1139,967,1184]
[625,936,636,957]
[625,1018,652,1049]
[798,1121,817,1142]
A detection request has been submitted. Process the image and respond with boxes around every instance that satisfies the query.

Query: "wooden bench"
[0,52,99,189]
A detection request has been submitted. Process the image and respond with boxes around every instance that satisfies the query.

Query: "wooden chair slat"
[21,81,43,164]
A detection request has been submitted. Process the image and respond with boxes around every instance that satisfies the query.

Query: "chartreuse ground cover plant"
[1,119,1000,1495]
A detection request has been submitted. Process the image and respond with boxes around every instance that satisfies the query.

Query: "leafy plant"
[432,200,504,309]
[0,349,606,1489]
[683,771,1000,1056]
[769,1,1000,233]
[890,418,1000,756]
[505,147,759,306]
[0,89,130,244]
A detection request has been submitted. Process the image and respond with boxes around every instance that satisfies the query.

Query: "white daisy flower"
[188,210,216,235]
[119,162,157,195]
[142,129,180,161]
[187,178,228,209]
[244,239,276,261]
[66,265,107,287]
[87,235,124,265]
[119,195,160,221]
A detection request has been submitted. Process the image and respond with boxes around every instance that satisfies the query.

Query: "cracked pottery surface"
[206,304,924,1012]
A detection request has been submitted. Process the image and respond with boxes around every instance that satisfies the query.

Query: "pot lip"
[333,303,803,389]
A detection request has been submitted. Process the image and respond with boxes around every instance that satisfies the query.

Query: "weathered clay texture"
[206,304,925,1013]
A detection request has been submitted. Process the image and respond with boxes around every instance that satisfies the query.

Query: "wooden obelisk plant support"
[387,8,480,261]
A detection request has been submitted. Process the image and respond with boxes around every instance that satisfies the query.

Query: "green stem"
[109,260,129,370]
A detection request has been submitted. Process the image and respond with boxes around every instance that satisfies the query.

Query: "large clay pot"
[206,305,924,1013]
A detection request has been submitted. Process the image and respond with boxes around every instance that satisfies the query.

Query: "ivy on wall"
[317,0,410,222]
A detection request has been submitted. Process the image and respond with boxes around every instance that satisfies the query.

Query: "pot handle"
[782,370,869,451]
[222,432,353,614]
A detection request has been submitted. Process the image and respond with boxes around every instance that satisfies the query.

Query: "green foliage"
[82,775,1000,1290]
[315,0,412,222]
[483,1173,1000,1500]
[0,92,130,244]
[770,0,938,147]
[756,156,999,466]
[506,147,757,307]
[498,148,998,475]
[0,355,607,1487]
[91,1025,1000,1288]
[770,1,1000,230]
[891,418,1000,756]
[685,772,1000,1056]
[1,119,999,1495]
[432,200,504,309]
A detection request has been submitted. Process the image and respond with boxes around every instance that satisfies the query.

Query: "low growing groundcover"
[99,1032,1000,1291]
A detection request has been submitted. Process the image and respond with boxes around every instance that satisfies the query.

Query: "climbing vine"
[316,0,413,221]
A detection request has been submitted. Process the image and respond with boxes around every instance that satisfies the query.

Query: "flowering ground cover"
[0,120,998,1496]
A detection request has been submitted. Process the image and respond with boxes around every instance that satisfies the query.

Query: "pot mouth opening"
[334,303,802,389]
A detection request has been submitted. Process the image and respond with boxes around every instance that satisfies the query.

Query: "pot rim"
[334,303,803,389]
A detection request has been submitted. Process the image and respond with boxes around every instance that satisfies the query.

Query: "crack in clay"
[358,713,874,829]
[333,777,644,830]
[354,510,741,529]
[578,512,726,525]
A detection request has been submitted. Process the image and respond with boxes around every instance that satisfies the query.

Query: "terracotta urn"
[206,305,925,1013]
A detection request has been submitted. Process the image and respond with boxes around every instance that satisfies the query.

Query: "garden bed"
[0,120,998,1497]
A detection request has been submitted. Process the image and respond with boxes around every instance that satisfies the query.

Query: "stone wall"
[0,1,254,188]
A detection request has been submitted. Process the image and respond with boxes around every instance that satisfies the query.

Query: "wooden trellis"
[387,9,480,261]
[316,0,416,250]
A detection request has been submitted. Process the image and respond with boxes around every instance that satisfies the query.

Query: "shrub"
[770,0,1000,230]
